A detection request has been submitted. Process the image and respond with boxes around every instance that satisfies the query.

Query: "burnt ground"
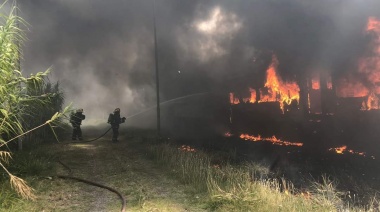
[169,133,380,207]
[160,102,380,207]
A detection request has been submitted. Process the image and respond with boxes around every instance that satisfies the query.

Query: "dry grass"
[1,130,379,211]
[9,174,36,200]
[147,140,380,212]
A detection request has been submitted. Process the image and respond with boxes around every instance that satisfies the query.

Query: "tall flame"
[249,88,257,103]
[358,17,380,108]
[336,17,380,109]
[259,55,300,111]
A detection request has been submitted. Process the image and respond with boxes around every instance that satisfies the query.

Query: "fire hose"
[64,127,112,144]
[56,159,126,212]
[57,124,128,208]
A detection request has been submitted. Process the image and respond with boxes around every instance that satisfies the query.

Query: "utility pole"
[153,0,161,137]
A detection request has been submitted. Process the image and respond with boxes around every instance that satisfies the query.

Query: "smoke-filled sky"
[12,0,380,123]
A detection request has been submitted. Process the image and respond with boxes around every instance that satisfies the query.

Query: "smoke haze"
[13,0,380,124]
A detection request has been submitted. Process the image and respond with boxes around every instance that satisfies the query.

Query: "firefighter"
[107,108,126,142]
[70,108,86,140]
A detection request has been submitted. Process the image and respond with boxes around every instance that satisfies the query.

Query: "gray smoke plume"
[13,0,380,125]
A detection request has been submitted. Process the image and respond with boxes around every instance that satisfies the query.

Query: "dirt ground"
[28,127,206,212]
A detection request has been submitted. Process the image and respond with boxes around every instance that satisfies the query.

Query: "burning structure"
[159,16,380,160]
[227,17,380,156]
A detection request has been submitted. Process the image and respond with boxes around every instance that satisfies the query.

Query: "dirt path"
[43,128,205,212]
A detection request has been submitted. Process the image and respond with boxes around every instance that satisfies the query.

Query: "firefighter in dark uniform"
[70,108,86,140]
[107,108,126,142]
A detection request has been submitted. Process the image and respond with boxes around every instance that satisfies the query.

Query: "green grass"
[0,146,57,211]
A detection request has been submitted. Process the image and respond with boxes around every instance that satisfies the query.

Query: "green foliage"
[7,150,55,177]
[0,147,56,211]
[23,79,66,144]
[0,2,67,199]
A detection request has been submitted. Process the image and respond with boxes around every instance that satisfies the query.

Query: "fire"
[337,77,369,97]
[337,17,380,109]
[258,55,300,111]
[224,132,233,137]
[178,145,196,152]
[240,134,303,147]
[328,145,366,156]
[249,88,257,103]
[229,92,240,104]
[329,145,347,154]
[367,17,380,32]
[228,55,299,112]
[358,17,380,109]
[312,78,320,90]
[361,92,380,110]
[327,76,333,89]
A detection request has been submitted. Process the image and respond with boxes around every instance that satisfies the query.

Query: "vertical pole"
[153,0,161,137]
[15,0,22,150]
[320,71,328,115]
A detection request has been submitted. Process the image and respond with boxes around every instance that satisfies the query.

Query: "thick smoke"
[15,0,380,124]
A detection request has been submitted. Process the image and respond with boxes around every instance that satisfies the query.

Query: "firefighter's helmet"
[76,108,83,113]
[114,108,120,113]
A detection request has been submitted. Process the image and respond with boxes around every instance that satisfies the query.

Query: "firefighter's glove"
[121,117,126,123]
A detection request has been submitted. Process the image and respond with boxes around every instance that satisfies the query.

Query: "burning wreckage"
[163,17,380,160]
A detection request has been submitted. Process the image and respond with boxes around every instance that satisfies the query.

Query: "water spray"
[66,92,211,144]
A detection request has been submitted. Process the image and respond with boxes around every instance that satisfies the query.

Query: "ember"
[240,134,303,147]
[328,145,367,157]
[178,145,197,152]
[224,132,233,137]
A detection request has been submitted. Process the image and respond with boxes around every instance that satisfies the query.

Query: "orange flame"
[337,17,380,108]
[361,92,380,110]
[312,77,320,90]
[358,17,380,108]
[337,77,369,97]
[328,145,367,156]
[311,74,331,90]
[249,88,257,103]
[229,92,240,105]
[240,134,303,147]
[329,145,347,154]
[259,55,300,111]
